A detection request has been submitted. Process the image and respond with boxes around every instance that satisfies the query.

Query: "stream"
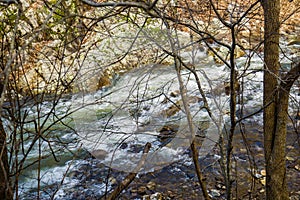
[12,47,300,199]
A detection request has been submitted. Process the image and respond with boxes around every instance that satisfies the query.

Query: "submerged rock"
[90,149,108,160]
[157,125,179,146]
[160,96,202,117]
[128,144,145,153]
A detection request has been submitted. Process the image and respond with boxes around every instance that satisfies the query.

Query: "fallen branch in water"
[102,142,152,200]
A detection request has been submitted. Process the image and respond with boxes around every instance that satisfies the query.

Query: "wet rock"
[259,188,265,193]
[90,149,108,160]
[161,97,169,104]
[97,75,112,89]
[157,125,179,145]
[161,102,181,117]
[131,192,139,199]
[240,148,247,153]
[120,142,128,149]
[161,90,180,104]
[146,181,156,190]
[167,190,176,198]
[160,96,202,117]
[260,177,266,186]
[142,194,151,200]
[143,105,151,111]
[130,188,138,193]
[260,169,266,176]
[186,172,195,179]
[286,156,295,161]
[137,186,147,195]
[215,183,225,190]
[182,185,189,189]
[210,189,221,197]
[254,173,263,179]
[128,144,144,153]
[149,192,162,200]
[129,107,142,118]
[187,96,202,104]
[287,145,295,150]
[108,177,117,185]
[170,90,180,97]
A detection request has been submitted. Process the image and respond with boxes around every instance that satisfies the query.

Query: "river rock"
[108,177,117,185]
[120,142,128,149]
[146,181,156,190]
[157,124,179,143]
[167,190,176,198]
[170,90,180,97]
[150,192,163,200]
[90,149,108,160]
[260,169,266,176]
[161,101,181,117]
[97,75,112,89]
[210,189,221,197]
[160,96,202,117]
[129,144,144,153]
[137,186,147,195]
[260,177,266,186]
[142,194,151,200]
[130,188,138,193]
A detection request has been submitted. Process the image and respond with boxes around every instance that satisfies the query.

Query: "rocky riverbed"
[19,122,299,200]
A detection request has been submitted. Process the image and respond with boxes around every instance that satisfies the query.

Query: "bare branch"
[80,0,150,10]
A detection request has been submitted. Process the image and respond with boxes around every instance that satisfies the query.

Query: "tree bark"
[0,120,12,200]
[0,83,13,200]
[262,1,299,199]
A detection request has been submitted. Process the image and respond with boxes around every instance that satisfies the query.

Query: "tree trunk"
[0,122,12,200]
[262,0,298,199]
[0,84,13,200]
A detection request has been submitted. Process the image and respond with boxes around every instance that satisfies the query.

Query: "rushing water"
[13,47,300,199]
[71,63,223,172]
